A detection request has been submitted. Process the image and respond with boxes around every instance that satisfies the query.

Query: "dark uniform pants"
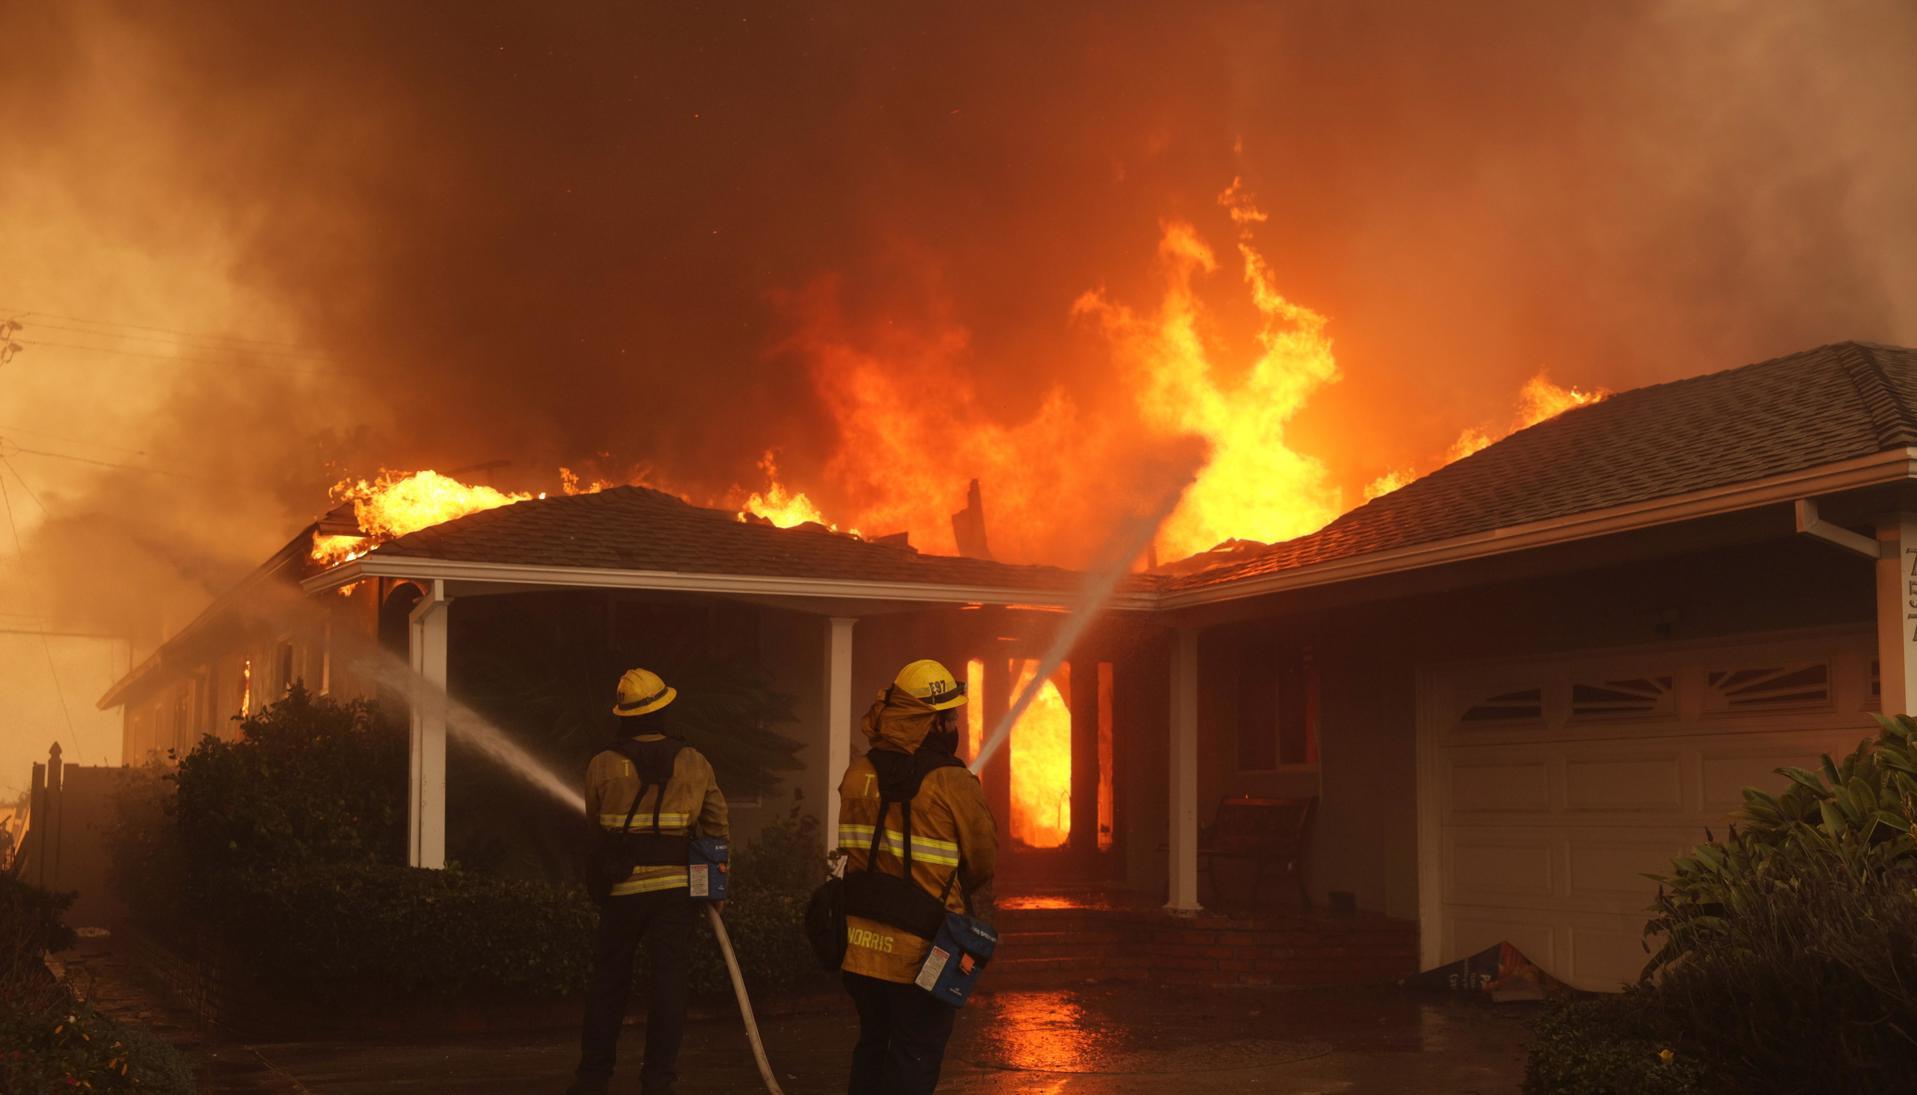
[845,971,958,1095]
[578,889,696,1089]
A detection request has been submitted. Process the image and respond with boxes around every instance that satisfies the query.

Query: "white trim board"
[303,554,1161,612]
[1162,448,1917,609]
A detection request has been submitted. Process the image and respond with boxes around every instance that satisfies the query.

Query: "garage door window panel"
[1704,662,1831,713]
[1569,676,1675,721]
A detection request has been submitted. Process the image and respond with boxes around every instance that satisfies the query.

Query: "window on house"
[276,641,296,695]
[1237,644,1319,770]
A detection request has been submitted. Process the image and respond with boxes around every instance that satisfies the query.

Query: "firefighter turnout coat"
[836,691,998,985]
[586,733,728,896]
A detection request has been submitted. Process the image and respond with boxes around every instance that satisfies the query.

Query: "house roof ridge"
[1835,342,1917,449]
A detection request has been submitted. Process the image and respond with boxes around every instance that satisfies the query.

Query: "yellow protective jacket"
[837,690,998,984]
[585,734,728,897]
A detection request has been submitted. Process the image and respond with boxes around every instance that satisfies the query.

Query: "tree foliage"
[456,599,805,799]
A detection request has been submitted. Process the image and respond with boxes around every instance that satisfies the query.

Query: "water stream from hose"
[354,645,586,814]
[969,478,1190,775]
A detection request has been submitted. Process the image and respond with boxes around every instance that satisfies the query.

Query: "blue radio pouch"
[913,912,997,1008]
[688,836,729,902]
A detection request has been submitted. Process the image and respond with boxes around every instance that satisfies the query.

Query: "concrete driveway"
[197,983,1532,1095]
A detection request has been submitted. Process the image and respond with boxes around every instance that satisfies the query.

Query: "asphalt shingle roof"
[373,482,1136,595]
[1170,341,1917,590]
[363,342,1917,599]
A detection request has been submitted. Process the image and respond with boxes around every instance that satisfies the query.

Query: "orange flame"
[1009,660,1071,849]
[1365,372,1609,499]
[764,177,1348,567]
[1075,179,1343,561]
[310,469,531,564]
[559,466,609,496]
[736,451,845,530]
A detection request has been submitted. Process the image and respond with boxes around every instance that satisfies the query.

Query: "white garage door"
[1418,629,1879,991]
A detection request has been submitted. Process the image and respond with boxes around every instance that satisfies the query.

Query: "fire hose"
[707,904,787,1095]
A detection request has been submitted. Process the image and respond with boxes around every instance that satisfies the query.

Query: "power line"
[0,464,81,760]
[0,626,124,639]
[0,305,316,355]
[12,337,341,378]
[0,423,156,459]
[18,320,330,363]
[0,457,50,513]
[4,443,217,482]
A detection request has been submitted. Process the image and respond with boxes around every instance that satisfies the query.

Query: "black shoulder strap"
[612,737,688,835]
[861,749,968,881]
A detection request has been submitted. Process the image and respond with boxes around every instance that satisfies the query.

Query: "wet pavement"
[62,936,1533,1094]
[204,984,1529,1094]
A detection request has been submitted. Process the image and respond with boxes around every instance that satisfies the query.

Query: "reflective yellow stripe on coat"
[583,736,729,896]
[836,824,962,867]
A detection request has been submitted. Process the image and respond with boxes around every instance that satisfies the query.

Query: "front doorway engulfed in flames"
[966,657,1117,884]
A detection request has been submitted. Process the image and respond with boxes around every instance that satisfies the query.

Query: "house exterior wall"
[119,578,382,764]
[1195,534,1876,921]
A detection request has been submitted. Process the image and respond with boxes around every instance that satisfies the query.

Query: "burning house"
[100,340,1917,992]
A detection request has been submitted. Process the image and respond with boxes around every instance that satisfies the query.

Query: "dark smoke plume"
[2,0,1914,649]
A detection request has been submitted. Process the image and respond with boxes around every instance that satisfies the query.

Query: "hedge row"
[212,809,826,1005]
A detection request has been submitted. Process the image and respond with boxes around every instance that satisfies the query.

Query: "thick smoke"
[2,0,1915,646]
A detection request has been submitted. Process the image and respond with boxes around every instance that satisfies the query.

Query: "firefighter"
[837,658,998,1095]
[567,667,728,1095]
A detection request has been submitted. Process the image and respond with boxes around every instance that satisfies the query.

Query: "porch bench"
[1197,795,1315,912]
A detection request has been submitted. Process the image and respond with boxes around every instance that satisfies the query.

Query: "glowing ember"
[239,657,253,718]
[310,469,531,564]
[1365,372,1609,499]
[1009,660,1071,849]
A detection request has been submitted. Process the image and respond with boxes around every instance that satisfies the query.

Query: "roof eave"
[1161,446,1917,609]
[301,553,1162,612]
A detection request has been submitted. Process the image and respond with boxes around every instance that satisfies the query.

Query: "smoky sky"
[2,0,1916,640]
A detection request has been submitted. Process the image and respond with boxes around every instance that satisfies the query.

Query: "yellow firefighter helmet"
[612,667,677,717]
[894,658,967,711]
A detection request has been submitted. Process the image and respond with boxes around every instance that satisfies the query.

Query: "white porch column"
[1877,515,1917,716]
[1167,625,1203,914]
[408,580,452,869]
[824,617,857,849]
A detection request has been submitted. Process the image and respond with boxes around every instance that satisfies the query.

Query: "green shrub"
[1523,991,1709,1095]
[1635,713,1917,1093]
[0,877,196,1094]
[0,874,78,984]
[109,762,195,938]
[0,985,197,1094]
[210,811,827,1004]
[115,687,825,1010]
[687,809,830,999]
[172,685,406,886]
